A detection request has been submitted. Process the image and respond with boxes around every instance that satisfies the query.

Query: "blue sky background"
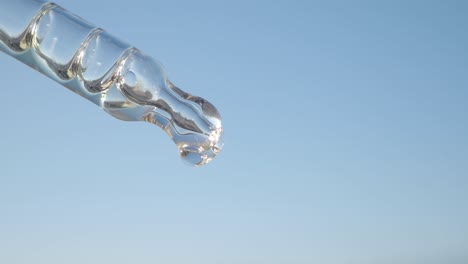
[1,0,467,263]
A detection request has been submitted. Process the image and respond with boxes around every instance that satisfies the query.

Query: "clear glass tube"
[0,0,223,166]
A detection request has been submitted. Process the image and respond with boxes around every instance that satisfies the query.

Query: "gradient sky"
[1,0,467,263]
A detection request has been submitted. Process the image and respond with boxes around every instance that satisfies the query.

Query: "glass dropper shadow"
[0,0,224,166]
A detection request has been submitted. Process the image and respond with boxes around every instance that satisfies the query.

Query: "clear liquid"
[0,2,223,166]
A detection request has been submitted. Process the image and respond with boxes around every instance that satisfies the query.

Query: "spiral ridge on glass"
[0,0,224,166]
